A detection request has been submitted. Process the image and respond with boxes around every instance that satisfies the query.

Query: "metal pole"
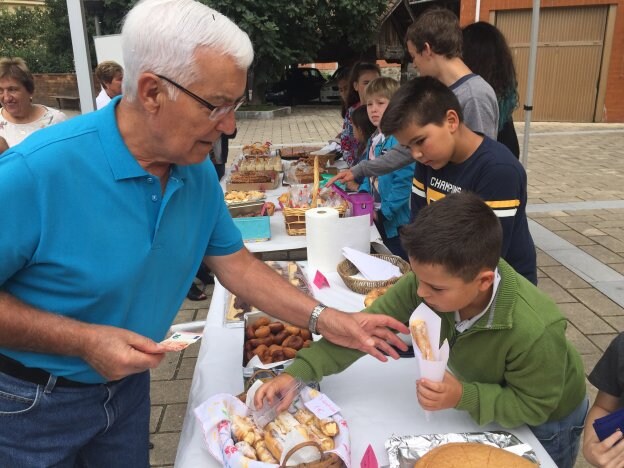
[521,0,541,167]
[66,0,95,114]
[475,0,481,22]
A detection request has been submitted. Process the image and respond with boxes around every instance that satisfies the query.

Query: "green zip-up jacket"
[286,259,586,428]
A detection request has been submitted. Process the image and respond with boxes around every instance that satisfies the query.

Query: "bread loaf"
[364,286,390,308]
[414,442,538,467]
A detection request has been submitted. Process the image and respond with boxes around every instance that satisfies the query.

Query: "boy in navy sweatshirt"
[381,76,536,284]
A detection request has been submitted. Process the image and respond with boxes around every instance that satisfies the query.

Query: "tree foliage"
[1,0,387,92]
[0,5,71,72]
[202,0,386,101]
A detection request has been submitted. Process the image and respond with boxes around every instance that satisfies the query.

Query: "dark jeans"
[528,396,589,468]
[0,370,150,467]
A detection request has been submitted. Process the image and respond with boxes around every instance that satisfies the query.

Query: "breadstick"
[410,319,434,360]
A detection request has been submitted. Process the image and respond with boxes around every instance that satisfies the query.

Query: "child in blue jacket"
[358,77,415,259]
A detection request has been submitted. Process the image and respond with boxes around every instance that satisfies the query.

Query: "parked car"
[265,67,326,105]
[320,66,348,104]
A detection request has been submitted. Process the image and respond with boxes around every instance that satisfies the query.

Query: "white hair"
[121,0,254,101]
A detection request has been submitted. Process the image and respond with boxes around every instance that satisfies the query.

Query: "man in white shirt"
[95,61,123,109]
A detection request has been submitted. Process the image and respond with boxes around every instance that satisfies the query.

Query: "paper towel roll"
[306,208,370,274]
[306,208,340,274]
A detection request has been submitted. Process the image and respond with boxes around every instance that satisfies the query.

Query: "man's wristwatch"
[308,303,328,335]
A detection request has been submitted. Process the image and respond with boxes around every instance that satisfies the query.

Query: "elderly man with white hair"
[0,0,408,465]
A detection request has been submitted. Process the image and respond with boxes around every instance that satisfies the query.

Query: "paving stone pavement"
[149,106,624,467]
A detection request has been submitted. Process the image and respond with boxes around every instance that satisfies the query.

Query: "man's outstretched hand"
[317,308,409,361]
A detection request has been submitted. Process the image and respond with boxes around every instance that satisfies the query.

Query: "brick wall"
[32,73,100,109]
[459,0,624,122]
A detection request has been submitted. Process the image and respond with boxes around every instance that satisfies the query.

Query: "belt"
[0,353,95,388]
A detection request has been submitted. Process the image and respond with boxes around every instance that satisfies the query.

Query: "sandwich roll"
[410,319,434,360]
[305,422,335,451]
[254,440,278,464]
[294,408,340,438]
[264,422,286,460]
[274,412,301,434]
[294,408,315,426]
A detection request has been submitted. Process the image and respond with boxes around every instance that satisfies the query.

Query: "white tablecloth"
[174,266,557,468]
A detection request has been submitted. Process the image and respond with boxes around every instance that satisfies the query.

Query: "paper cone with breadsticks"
[409,303,450,420]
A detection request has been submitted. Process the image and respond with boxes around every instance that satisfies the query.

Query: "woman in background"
[462,22,520,158]
[0,57,66,148]
[95,60,124,110]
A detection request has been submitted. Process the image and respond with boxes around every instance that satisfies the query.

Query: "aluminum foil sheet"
[385,431,539,467]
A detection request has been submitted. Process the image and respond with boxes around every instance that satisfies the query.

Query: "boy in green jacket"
[255,192,587,468]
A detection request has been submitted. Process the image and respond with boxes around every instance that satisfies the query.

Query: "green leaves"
[1,0,387,95]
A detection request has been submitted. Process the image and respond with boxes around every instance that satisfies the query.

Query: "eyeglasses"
[155,74,245,121]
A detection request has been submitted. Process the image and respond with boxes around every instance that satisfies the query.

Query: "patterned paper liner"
[195,386,351,468]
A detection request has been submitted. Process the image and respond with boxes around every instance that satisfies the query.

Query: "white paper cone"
[410,304,451,418]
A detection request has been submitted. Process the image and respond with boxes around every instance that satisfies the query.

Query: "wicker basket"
[282,156,346,236]
[337,254,411,294]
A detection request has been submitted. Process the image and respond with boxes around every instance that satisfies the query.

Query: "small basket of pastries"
[193,379,350,468]
[337,254,411,295]
[279,158,347,236]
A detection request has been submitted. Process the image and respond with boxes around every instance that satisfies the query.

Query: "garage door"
[496,6,608,122]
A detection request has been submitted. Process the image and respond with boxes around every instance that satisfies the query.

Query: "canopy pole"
[521,0,541,167]
[66,0,95,114]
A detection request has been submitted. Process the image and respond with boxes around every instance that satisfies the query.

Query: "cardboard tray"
[228,201,265,218]
[226,170,280,191]
[242,312,296,384]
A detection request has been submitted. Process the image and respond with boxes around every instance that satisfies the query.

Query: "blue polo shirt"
[0,97,243,383]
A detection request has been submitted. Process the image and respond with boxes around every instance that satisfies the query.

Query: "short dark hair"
[406,7,462,59]
[401,192,502,281]
[380,76,463,136]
